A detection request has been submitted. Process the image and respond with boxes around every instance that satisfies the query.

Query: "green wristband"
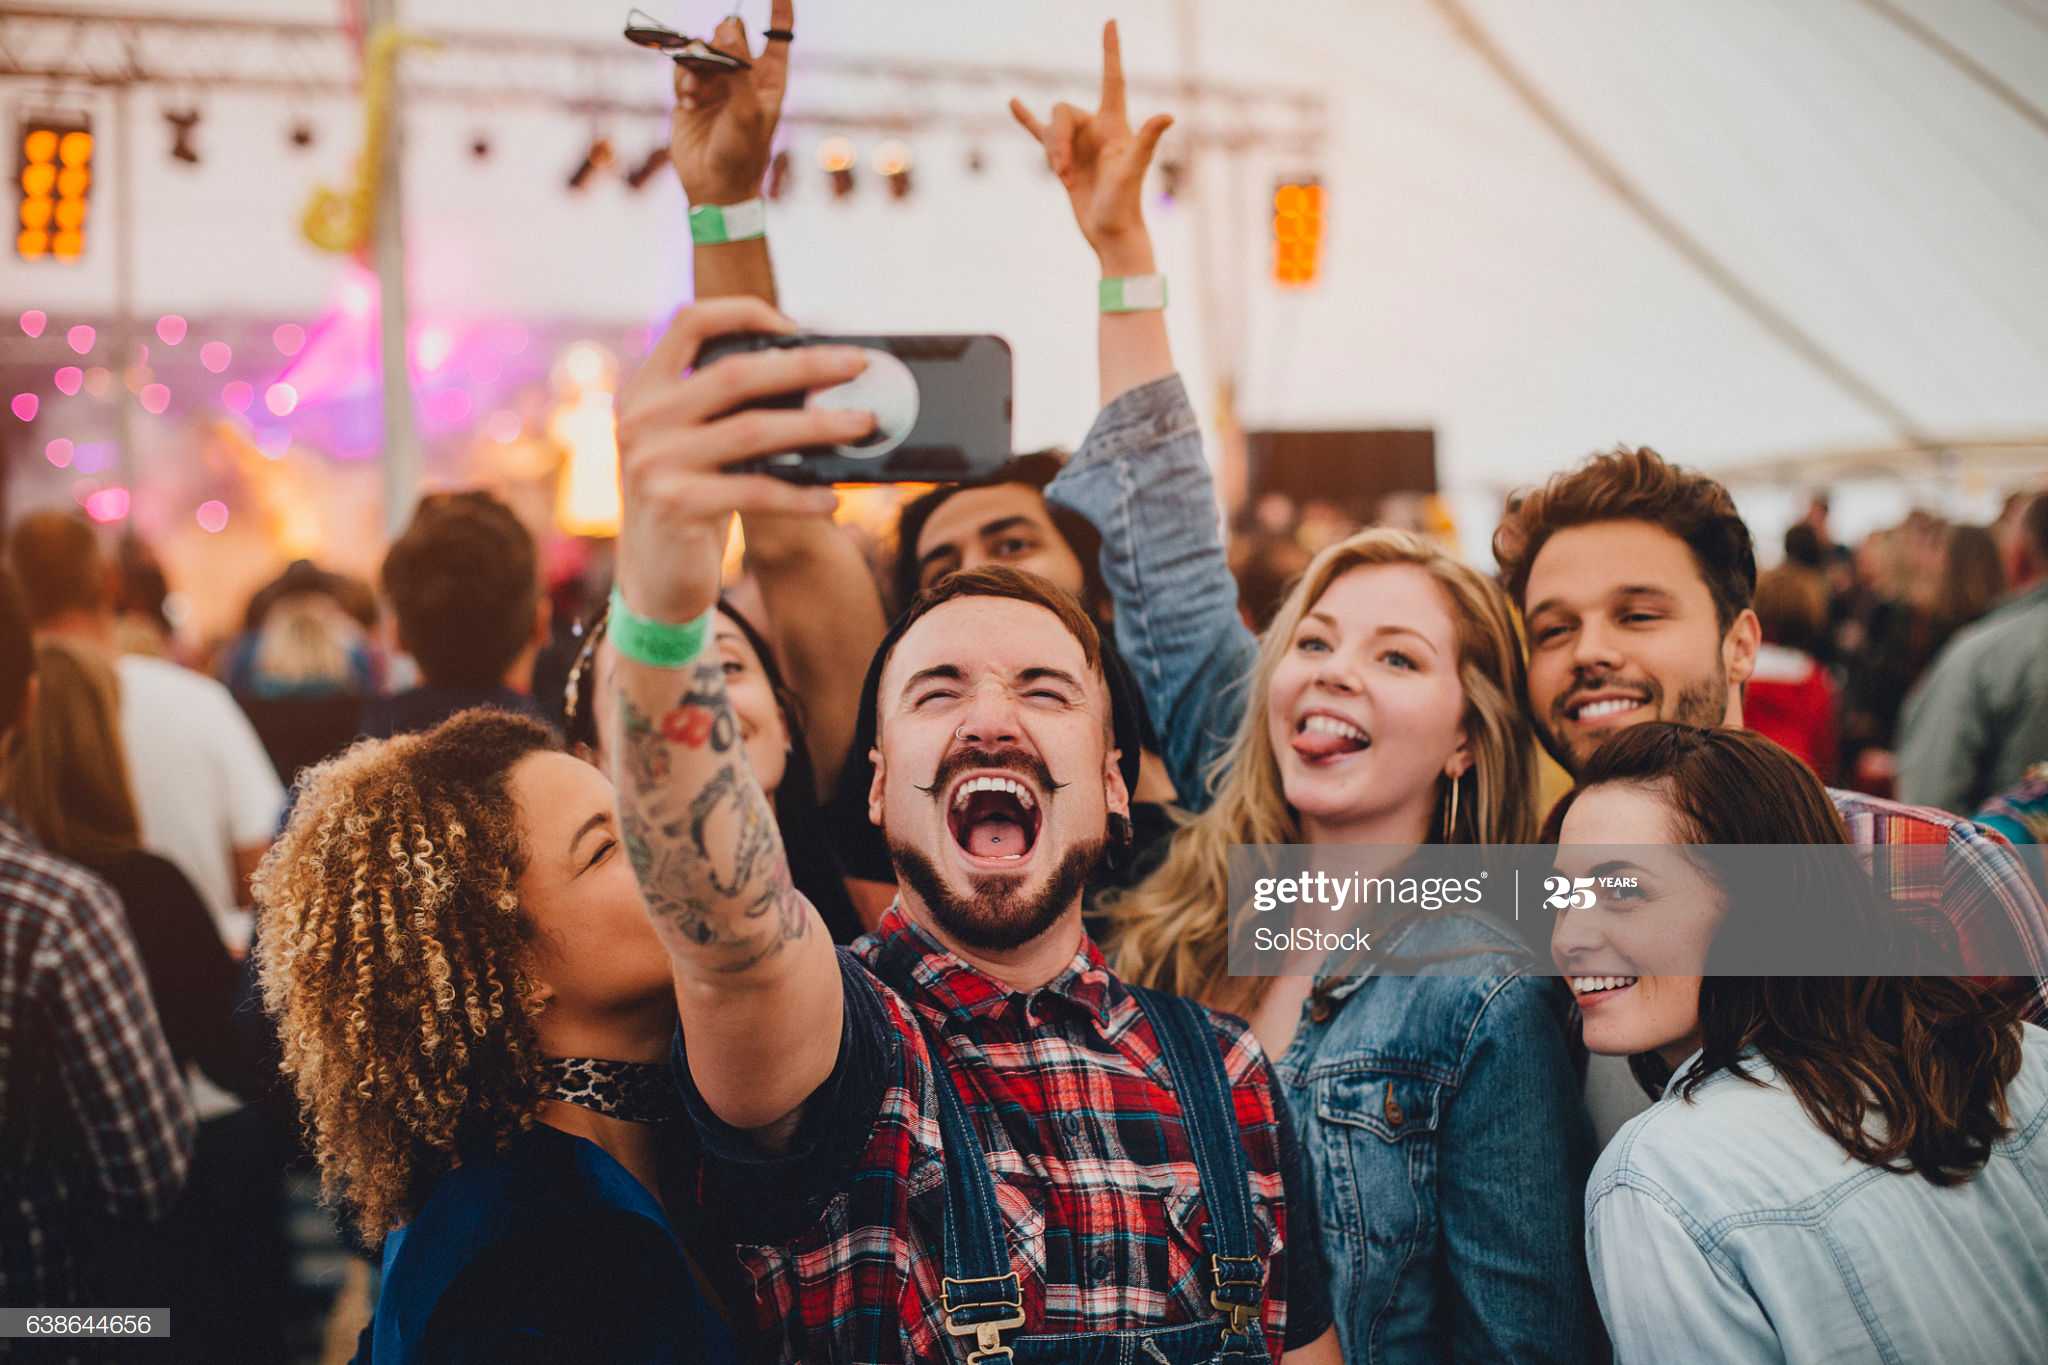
[688,198,767,246]
[608,588,714,669]
[1099,274,1168,313]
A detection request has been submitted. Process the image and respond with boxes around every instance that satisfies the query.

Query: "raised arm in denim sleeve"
[1045,373,1258,812]
[51,877,196,1220]
[1586,1178,1777,1364]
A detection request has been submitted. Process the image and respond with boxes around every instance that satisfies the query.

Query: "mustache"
[1555,671,1659,721]
[913,746,1067,799]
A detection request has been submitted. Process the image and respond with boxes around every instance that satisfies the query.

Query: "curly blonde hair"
[253,709,558,1240]
[1109,528,1537,1013]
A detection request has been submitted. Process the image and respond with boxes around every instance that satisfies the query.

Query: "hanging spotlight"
[470,131,492,160]
[164,108,201,166]
[288,119,316,150]
[566,136,614,191]
[624,143,669,191]
[765,148,792,201]
[873,140,913,201]
[1156,156,1186,206]
[819,136,856,198]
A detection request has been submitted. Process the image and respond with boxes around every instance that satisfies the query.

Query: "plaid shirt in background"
[1831,788,2048,1022]
[680,907,1329,1363]
[1,812,194,1308]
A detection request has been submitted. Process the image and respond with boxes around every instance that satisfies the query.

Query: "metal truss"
[0,6,1328,153]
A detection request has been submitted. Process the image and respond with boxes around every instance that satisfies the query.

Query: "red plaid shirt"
[1831,788,2048,1021]
[678,907,1329,1362]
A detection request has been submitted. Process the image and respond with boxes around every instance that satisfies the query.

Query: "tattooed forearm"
[613,660,812,976]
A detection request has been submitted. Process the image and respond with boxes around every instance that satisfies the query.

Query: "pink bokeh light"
[10,393,38,422]
[265,383,298,416]
[200,341,231,373]
[66,325,95,355]
[273,324,306,357]
[20,310,47,338]
[45,438,73,468]
[416,325,452,373]
[222,381,254,413]
[156,315,188,345]
[84,486,131,523]
[54,366,83,396]
[139,384,171,415]
[196,500,230,534]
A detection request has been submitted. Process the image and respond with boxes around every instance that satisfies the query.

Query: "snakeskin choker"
[540,1057,686,1125]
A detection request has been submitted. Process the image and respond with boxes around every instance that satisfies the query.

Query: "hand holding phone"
[697,332,1014,485]
[614,301,871,624]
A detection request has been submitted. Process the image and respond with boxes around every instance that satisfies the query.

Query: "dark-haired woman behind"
[254,709,737,1364]
[1549,723,2048,1363]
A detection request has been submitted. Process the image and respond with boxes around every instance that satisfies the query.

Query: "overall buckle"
[1209,1254,1264,1338]
[942,1273,1025,1364]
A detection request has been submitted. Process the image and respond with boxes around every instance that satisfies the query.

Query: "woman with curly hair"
[253,708,737,1363]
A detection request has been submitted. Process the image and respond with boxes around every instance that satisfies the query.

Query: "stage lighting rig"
[164,108,201,165]
[566,136,615,191]
[16,114,93,262]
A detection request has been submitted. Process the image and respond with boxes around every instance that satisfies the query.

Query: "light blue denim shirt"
[1587,1023,2048,1364]
[1051,375,1598,1361]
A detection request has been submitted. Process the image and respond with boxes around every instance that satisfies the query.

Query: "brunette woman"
[1551,723,2048,1363]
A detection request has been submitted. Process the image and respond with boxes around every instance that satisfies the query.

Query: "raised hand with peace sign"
[669,0,794,207]
[1009,20,1174,272]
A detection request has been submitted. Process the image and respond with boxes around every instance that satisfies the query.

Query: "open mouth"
[947,774,1042,863]
[1565,693,1651,725]
[1291,712,1371,764]
[1569,975,1639,1004]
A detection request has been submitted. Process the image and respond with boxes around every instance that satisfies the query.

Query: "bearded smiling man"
[605,294,1338,1362]
[1492,446,2048,1031]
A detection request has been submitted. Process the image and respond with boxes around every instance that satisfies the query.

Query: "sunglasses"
[622,9,752,73]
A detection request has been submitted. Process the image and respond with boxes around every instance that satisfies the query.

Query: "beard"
[1538,665,1728,775]
[889,838,1105,953]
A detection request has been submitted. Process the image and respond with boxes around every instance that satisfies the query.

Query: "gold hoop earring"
[1442,772,1461,843]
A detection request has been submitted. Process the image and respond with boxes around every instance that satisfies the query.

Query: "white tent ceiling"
[5,0,2046,499]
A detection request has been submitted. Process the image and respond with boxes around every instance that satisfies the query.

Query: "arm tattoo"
[615,660,810,973]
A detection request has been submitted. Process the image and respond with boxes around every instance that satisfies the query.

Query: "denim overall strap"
[922,1020,1027,1363]
[1129,987,1266,1345]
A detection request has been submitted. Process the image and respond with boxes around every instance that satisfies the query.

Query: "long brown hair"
[253,709,558,1238]
[1548,723,2024,1185]
[1111,527,1537,1013]
[0,640,141,865]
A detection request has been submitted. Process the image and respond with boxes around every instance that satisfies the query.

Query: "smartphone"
[696,333,1014,485]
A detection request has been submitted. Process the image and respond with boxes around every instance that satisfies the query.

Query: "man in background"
[362,488,551,738]
[1899,492,2048,815]
[9,511,283,943]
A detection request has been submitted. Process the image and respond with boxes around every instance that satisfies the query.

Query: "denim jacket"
[1587,1025,2048,1365]
[1277,913,1596,1363]
[1050,376,1599,1361]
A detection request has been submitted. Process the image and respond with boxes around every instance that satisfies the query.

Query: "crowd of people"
[6,8,2047,1364]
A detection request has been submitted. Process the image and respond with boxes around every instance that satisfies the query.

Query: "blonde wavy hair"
[1,640,141,865]
[253,709,557,1240]
[1110,528,1537,1013]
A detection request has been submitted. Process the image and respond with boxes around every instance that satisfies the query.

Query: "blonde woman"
[1019,38,1596,1358]
[1104,532,1596,1362]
